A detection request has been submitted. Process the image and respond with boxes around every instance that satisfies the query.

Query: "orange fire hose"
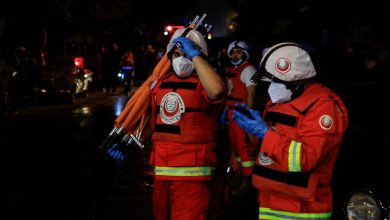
[114,53,171,134]
[100,14,208,150]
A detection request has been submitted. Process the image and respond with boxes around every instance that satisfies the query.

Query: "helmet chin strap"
[285,82,304,100]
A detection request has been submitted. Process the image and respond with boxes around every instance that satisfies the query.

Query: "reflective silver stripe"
[259,207,331,220]
[154,166,216,176]
[288,140,302,172]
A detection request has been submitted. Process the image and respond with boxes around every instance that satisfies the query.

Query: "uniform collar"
[289,83,323,113]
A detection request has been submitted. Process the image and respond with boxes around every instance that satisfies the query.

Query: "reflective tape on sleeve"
[288,140,302,172]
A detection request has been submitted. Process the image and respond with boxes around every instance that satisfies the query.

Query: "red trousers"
[153,179,211,220]
[228,110,254,176]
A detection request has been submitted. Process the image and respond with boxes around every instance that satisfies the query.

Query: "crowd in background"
[1,33,389,121]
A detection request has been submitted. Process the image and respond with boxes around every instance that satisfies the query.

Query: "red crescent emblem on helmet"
[275,58,291,73]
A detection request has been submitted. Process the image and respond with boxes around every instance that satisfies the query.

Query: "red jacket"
[149,72,224,181]
[252,83,349,219]
[225,62,251,107]
[225,62,256,170]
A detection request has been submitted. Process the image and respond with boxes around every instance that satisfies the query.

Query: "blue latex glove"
[107,143,126,161]
[232,103,268,139]
[172,37,202,60]
[219,108,229,126]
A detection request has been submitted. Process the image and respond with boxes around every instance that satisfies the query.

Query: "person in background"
[232,42,349,220]
[100,43,121,95]
[0,47,17,119]
[100,44,115,94]
[119,48,135,96]
[144,43,159,78]
[219,40,258,196]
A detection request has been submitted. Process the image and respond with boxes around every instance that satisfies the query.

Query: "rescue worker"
[119,49,135,96]
[232,42,349,219]
[0,47,17,119]
[219,40,258,196]
[149,28,226,220]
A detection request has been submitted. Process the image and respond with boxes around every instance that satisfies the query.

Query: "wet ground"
[1,88,258,220]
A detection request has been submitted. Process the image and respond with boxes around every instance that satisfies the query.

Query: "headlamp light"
[346,190,381,220]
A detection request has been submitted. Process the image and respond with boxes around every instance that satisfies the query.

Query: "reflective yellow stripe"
[288,140,302,172]
[241,160,255,168]
[155,166,215,177]
[259,207,332,220]
[235,156,254,168]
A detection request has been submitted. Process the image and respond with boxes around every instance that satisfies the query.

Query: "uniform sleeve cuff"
[261,129,279,157]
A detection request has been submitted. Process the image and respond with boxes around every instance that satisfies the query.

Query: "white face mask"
[172,56,194,78]
[231,58,243,66]
[268,82,293,103]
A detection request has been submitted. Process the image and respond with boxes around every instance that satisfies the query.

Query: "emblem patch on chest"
[160,92,185,124]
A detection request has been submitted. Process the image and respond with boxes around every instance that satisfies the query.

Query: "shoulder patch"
[319,115,333,130]
[258,153,274,166]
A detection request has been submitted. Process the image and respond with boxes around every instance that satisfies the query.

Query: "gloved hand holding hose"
[107,143,126,161]
[232,103,268,139]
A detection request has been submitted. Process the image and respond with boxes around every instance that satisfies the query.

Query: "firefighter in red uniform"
[149,28,226,220]
[232,42,349,220]
[220,40,258,196]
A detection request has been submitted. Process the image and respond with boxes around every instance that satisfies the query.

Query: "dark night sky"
[1,0,389,66]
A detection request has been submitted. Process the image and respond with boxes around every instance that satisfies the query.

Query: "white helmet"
[259,42,316,82]
[227,41,250,60]
[166,28,208,57]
